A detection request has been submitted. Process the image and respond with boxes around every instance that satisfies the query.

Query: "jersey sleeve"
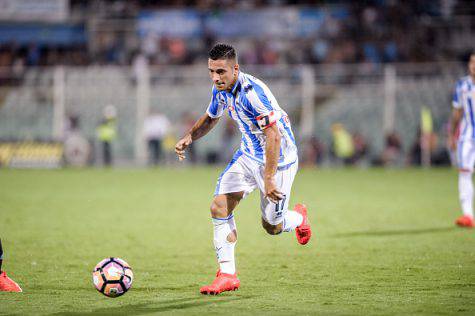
[452,81,462,109]
[246,85,282,130]
[206,86,225,118]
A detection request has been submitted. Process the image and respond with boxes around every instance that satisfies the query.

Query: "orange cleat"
[455,215,474,228]
[200,270,240,295]
[294,203,312,245]
[0,271,22,292]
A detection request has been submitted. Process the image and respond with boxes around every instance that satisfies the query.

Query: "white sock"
[212,215,236,275]
[459,171,474,219]
[282,210,303,232]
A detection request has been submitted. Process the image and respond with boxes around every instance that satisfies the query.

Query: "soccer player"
[449,52,475,228]
[0,238,22,292]
[175,43,312,295]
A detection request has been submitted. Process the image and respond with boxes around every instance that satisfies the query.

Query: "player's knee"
[210,199,227,218]
[261,220,282,235]
[264,225,282,235]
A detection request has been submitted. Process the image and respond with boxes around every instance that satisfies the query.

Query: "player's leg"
[260,198,305,236]
[201,193,243,295]
[210,192,243,275]
[259,162,298,235]
[258,161,312,244]
[456,140,475,227]
[0,238,22,292]
[201,151,256,295]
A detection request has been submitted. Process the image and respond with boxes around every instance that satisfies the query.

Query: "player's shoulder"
[455,76,470,89]
[239,72,266,95]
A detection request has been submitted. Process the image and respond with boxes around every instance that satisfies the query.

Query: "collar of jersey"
[231,72,253,97]
[230,72,242,97]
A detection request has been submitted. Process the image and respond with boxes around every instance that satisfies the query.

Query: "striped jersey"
[206,71,297,167]
[453,75,475,140]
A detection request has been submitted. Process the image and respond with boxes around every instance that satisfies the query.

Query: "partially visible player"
[0,238,22,292]
[449,52,475,228]
[175,43,312,295]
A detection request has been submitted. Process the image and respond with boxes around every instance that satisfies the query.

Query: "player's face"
[208,58,239,91]
[469,55,475,78]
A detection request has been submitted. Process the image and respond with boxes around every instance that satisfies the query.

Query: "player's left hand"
[264,177,284,204]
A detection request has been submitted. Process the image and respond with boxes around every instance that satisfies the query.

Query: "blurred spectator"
[351,132,369,164]
[143,111,171,166]
[0,1,467,75]
[64,114,80,139]
[311,39,329,63]
[301,136,325,167]
[167,38,188,64]
[377,132,403,167]
[408,128,451,166]
[408,129,438,166]
[141,32,159,59]
[26,43,41,66]
[132,51,148,85]
[63,115,92,167]
[331,123,354,165]
[96,105,117,167]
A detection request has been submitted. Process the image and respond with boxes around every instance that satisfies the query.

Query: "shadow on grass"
[332,226,457,238]
[50,295,254,315]
[30,284,196,292]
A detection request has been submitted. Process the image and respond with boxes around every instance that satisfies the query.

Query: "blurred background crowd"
[1,0,474,72]
[0,0,474,168]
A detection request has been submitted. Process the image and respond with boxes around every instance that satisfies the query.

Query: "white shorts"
[214,150,298,225]
[457,139,475,171]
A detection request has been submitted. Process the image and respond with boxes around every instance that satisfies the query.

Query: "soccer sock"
[212,215,236,275]
[282,210,303,232]
[459,171,474,219]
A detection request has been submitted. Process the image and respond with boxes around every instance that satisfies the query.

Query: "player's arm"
[263,124,284,203]
[175,113,219,161]
[449,108,463,151]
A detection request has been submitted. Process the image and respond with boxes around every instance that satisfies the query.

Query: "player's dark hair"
[208,43,237,61]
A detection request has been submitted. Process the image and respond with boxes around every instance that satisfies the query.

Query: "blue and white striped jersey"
[453,76,475,140]
[207,71,298,167]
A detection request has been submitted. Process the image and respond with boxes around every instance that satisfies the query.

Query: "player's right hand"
[175,134,193,161]
[264,177,284,204]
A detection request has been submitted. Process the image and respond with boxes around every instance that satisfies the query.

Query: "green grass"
[0,167,474,315]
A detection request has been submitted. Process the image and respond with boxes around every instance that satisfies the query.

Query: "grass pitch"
[0,167,474,315]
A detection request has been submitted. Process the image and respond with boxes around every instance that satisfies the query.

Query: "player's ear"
[234,63,239,75]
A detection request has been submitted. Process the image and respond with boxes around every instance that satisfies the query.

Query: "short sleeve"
[452,81,462,109]
[246,84,281,130]
[206,86,225,118]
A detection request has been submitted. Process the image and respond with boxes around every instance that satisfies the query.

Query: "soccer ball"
[92,257,134,297]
